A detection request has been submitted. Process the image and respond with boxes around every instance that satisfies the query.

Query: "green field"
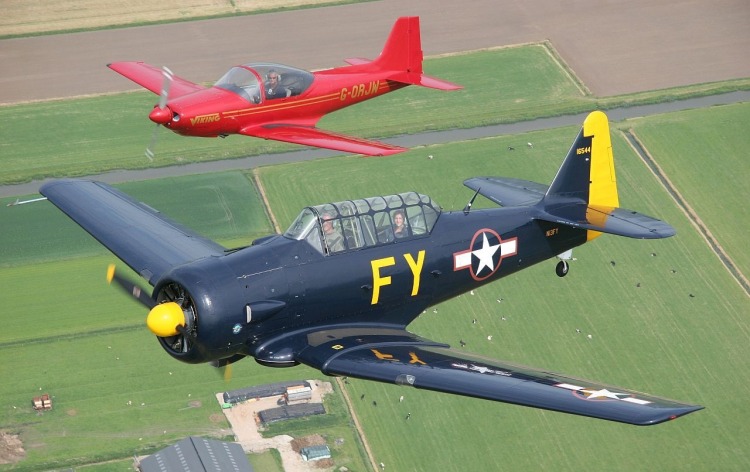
[622,102,750,278]
[1,48,750,470]
[1,44,748,185]
[258,122,750,470]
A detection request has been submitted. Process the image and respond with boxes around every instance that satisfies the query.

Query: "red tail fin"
[374,16,423,74]
[344,17,462,91]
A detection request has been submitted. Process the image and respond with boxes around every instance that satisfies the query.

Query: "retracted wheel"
[556,260,569,277]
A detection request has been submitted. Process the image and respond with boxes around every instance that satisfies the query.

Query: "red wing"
[108,62,206,98]
[241,124,406,156]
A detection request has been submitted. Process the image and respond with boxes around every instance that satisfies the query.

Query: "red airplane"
[108,17,462,158]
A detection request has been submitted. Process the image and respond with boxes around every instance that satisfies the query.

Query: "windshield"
[284,192,441,255]
[214,66,261,103]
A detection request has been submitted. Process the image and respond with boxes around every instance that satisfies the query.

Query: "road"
[1,90,748,198]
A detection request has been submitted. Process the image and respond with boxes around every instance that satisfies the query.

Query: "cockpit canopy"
[214,63,314,103]
[284,192,441,255]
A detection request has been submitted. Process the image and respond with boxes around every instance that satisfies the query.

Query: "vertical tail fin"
[539,111,675,240]
[351,17,460,91]
[373,16,423,74]
[545,110,619,208]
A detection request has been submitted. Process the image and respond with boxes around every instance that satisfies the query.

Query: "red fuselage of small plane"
[161,68,405,138]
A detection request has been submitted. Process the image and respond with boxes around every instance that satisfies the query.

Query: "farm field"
[623,102,750,279]
[3,44,746,186]
[1,103,749,470]
[0,0,351,37]
[258,118,750,470]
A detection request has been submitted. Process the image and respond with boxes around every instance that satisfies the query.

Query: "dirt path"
[216,380,334,471]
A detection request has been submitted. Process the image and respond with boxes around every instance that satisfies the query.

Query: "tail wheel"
[556,260,569,277]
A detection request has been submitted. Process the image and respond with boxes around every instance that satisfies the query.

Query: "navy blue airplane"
[41,111,702,426]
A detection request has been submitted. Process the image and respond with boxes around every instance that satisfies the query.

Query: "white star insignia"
[473,232,500,275]
[581,388,627,400]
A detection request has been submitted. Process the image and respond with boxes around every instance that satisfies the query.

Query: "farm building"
[223,380,310,404]
[258,403,325,425]
[32,394,52,411]
[284,385,312,404]
[138,437,252,472]
[301,445,331,462]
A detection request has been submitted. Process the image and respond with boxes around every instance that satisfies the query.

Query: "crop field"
[3,44,746,186]
[2,103,749,470]
[258,118,750,470]
[622,102,750,278]
[1,43,750,471]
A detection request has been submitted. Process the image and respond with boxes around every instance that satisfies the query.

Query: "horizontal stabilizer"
[242,124,406,156]
[295,327,702,425]
[344,57,371,66]
[108,62,206,98]
[464,177,548,206]
[387,71,463,91]
[538,203,676,239]
[40,180,226,284]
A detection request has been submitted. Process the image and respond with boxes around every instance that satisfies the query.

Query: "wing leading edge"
[40,180,226,284]
[295,328,702,425]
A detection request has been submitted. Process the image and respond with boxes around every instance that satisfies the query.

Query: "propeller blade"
[144,66,173,160]
[145,123,160,161]
[211,354,245,382]
[158,66,174,109]
[221,364,233,382]
[106,264,155,309]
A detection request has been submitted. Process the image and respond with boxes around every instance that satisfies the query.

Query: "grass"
[621,102,750,278]
[2,44,748,185]
[257,121,750,470]
[0,171,272,268]
[1,47,749,471]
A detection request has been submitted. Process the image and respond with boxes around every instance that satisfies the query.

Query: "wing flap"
[108,62,206,97]
[241,124,406,156]
[464,177,549,206]
[40,180,226,284]
[296,328,701,425]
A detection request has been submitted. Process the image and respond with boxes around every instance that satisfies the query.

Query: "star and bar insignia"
[453,228,518,281]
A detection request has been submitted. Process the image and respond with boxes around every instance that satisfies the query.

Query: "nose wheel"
[556,260,569,277]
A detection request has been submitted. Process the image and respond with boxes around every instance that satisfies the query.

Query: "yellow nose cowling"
[146,302,185,337]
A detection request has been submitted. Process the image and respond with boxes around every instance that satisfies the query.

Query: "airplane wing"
[240,124,406,156]
[295,327,702,425]
[108,62,206,98]
[40,179,226,285]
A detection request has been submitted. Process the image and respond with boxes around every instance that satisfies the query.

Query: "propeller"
[210,354,246,383]
[106,264,185,337]
[145,66,174,160]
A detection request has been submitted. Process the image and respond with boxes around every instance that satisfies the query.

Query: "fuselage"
[158,204,587,366]
[161,63,406,138]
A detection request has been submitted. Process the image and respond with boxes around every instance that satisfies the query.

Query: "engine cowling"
[151,258,250,364]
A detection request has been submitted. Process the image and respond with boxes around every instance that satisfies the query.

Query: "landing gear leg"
[556,260,569,277]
